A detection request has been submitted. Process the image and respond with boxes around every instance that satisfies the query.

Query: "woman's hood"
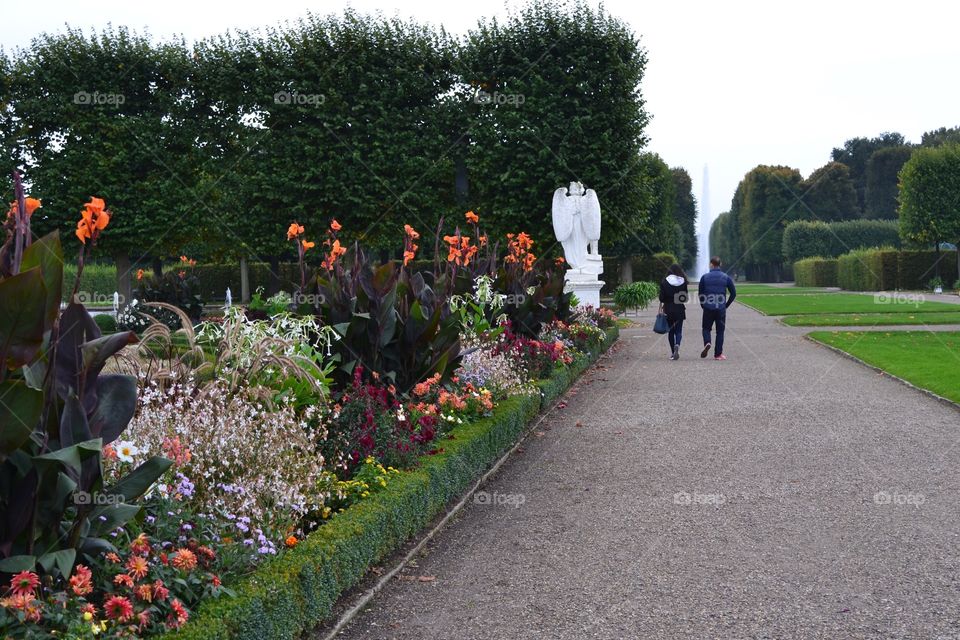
[666,274,685,286]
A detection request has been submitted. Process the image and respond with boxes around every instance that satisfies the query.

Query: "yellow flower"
[83,611,93,621]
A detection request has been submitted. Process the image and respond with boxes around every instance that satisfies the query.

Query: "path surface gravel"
[329,302,960,640]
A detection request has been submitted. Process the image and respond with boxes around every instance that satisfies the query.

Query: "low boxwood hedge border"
[162,325,619,640]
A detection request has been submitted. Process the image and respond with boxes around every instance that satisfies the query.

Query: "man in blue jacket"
[698,256,737,360]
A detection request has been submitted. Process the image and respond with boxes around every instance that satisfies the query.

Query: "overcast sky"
[3,0,959,235]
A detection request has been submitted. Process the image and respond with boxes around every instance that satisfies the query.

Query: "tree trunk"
[240,256,250,303]
[116,253,132,308]
[619,257,633,285]
[267,256,281,295]
[935,240,941,279]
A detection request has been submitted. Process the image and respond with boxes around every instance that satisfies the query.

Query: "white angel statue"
[552,181,601,272]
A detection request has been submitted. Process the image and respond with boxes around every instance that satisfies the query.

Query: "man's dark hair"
[710,256,721,267]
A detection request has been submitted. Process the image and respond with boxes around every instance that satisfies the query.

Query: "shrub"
[93,313,118,334]
[631,252,678,282]
[837,249,881,291]
[897,250,960,290]
[134,263,205,329]
[793,257,838,287]
[783,220,900,262]
[613,281,658,313]
[63,262,118,303]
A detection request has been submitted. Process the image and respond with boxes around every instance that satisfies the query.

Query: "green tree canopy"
[730,165,804,280]
[670,166,697,269]
[864,145,912,219]
[899,144,960,252]
[457,0,650,252]
[801,162,858,221]
[831,132,906,213]
[921,126,960,148]
[9,27,199,264]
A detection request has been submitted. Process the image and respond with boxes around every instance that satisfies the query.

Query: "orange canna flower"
[302,239,315,251]
[478,234,488,247]
[75,197,110,244]
[465,210,479,224]
[7,198,42,219]
[403,246,417,266]
[136,269,145,281]
[404,224,420,239]
[555,256,565,265]
[330,219,342,231]
[523,252,536,271]
[287,222,304,240]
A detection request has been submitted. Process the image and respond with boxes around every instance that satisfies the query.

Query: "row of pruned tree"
[709,128,960,281]
[0,2,702,299]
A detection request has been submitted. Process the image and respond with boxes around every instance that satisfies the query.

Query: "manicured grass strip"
[739,293,960,316]
[783,312,960,327]
[729,284,832,295]
[808,330,960,404]
[160,327,618,640]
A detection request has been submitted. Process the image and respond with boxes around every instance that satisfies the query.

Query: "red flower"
[135,583,153,602]
[9,571,39,597]
[171,548,198,571]
[137,609,151,630]
[168,598,189,629]
[152,580,170,602]
[130,533,151,555]
[127,555,149,580]
[69,564,93,596]
[114,573,134,588]
[211,574,222,587]
[104,595,134,622]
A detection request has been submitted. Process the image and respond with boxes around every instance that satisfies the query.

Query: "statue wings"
[551,187,573,241]
[582,189,601,241]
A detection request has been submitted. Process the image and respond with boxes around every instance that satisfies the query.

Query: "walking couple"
[657,256,737,361]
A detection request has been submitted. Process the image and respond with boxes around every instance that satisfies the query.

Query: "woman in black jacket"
[658,263,689,360]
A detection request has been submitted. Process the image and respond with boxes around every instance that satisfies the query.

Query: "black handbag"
[653,312,670,334]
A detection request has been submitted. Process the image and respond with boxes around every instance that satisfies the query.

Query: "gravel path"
[329,302,960,640]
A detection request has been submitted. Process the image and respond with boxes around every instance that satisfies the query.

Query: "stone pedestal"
[564,256,604,308]
[564,277,604,308]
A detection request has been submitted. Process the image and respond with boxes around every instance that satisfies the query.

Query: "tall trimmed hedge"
[835,248,959,290]
[782,219,901,263]
[600,252,677,294]
[793,257,838,287]
[898,250,959,289]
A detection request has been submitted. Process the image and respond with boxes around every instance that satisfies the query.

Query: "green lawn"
[808,331,960,403]
[738,293,960,316]
[782,312,960,326]
[730,283,833,295]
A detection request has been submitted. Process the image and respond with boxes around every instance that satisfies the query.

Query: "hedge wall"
[835,248,959,290]
[898,250,959,289]
[837,249,880,291]
[601,252,678,294]
[159,326,619,640]
[793,257,838,287]
[782,219,900,263]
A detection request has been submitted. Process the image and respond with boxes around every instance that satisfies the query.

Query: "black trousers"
[702,308,727,356]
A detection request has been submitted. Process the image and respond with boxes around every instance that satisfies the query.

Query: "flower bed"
[0,192,618,638]
[158,325,617,640]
